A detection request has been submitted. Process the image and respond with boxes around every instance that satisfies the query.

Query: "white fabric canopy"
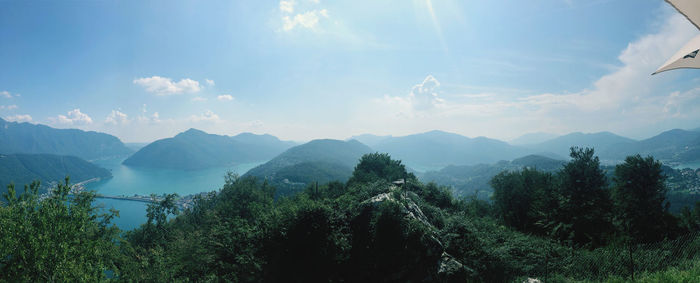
[653,0,700,75]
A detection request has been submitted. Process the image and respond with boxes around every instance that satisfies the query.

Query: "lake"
[88,158,264,230]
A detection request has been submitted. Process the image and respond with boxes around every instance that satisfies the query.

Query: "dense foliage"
[3,149,700,282]
[0,179,122,281]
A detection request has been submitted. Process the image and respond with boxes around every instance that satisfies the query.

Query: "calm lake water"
[88,158,264,230]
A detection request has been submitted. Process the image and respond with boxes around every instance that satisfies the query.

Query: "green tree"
[348,153,415,185]
[0,178,122,282]
[611,154,673,243]
[680,202,700,232]
[491,168,557,234]
[557,147,612,247]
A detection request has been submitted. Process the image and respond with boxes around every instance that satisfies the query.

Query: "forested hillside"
[0,118,132,160]
[4,150,700,282]
[0,153,111,194]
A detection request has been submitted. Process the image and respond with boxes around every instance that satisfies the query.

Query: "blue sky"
[1,0,699,142]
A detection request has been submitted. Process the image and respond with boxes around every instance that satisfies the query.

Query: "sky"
[1,0,699,143]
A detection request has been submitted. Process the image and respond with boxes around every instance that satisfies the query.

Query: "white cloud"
[151,112,161,123]
[378,75,446,118]
[0,105,17,110]
[283,9,329,31]
[520,13,697,112]
[1,91,11,98]
[662,87,700,118]
[280,0,329,32]
[50,109,93,125]
[409,75,445,111]
[362,14,700,139]
[105,110,129,125]
[280,0,295,13]
[189,110,222,123]
[4,114,32,123]
[217,94,234,101]
[191,97,207,102]
[205,79,215,86]
[133,76,201,95]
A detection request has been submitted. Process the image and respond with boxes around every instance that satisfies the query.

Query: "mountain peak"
[176,128,209,138]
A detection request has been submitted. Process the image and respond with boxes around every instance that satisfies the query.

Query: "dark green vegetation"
[244,139,372,195]
[4,149,700,282]
[0,179,122,282]
[0,153,111,194]
[0,118,132,160]
[123,129,295,170]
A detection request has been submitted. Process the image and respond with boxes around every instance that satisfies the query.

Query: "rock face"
[438,252,470,281]
[360,185,472,282]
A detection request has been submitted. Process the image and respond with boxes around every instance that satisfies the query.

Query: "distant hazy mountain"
[603,129,700,162]
[371,130,528,170]
[0,118,132,160]
[348,134,392,148]
[526,132,636,160]
[0,153,111,194]
[419,154,566,198]
[124,142,149,152]
[509,132,559,145]
[244,139,373,194]
[123,129,295,170]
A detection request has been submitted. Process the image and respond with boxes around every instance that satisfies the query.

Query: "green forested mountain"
[0,118,132,160]
[372,130,528,170]
[123,129,295,170]
[525,131,636,161]
[244,139,372,194]
[0,153,111,194]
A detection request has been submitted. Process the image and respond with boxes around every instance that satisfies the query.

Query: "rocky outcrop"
[361,186,473,282]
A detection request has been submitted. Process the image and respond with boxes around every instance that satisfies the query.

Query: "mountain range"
[365,130,529,170]
[523,131,636,161]
[123,129,296,170]
[1,118,698,193]
[0,118,132,160]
